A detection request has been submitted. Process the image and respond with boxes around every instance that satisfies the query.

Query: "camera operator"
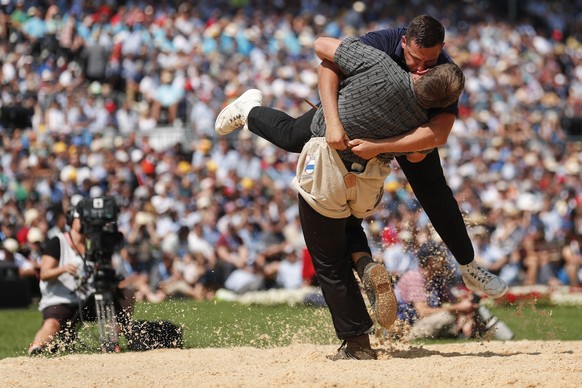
[28,200,133,355]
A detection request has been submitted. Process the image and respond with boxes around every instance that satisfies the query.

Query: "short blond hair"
[414,63,465,109]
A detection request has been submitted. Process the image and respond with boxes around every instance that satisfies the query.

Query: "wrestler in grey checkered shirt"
[310,36,429,166]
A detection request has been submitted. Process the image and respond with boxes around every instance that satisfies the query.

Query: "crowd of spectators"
[1,0,581,306]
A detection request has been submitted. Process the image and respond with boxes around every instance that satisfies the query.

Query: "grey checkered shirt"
[311,36,429,165]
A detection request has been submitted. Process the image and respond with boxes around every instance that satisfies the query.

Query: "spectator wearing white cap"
[1,236,39,295]
[1,238,25,271]
[16,208,41,246]
[26,227,44,265]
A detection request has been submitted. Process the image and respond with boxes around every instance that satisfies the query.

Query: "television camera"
[75,196,124,352]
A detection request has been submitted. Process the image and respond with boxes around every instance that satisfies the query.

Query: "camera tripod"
[72,285,120,353]
[75,259,122,353]
[93,288,120,353]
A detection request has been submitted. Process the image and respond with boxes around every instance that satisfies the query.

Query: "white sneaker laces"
[228,113,243,125]
[467,264,493,284]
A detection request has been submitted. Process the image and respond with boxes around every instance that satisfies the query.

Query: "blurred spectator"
[16,208,41,244]
[23,226,44,298]
[253,218,291,287]
[275,247,305,289]
[161,225,190,259]
[381,228,418,279]
[151,70,184,125]
[187,221,216,262]
[189,94,215,138]
[114,246,161,303]
[395,242,481,340]
[126,210,160,275]
[1,238,37,283]
[218,223,258,294]
[148,249,204,301]
[559,233,582,286]
[25,227,44,263]
[0,239,20,284]
[79,27,111,84]
[115,101,139,135]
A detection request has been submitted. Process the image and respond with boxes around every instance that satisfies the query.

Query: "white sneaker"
[460,261,508,298]
[215,89,263,136]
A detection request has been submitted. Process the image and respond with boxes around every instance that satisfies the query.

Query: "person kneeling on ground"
[395,241,483,340]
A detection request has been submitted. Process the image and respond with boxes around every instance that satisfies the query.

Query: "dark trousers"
[247,106,315,153]
[396,151,473,264]
[298,196,373,339]
[248,106,474,264]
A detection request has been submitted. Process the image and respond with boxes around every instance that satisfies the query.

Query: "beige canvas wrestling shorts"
[292,137,392,219]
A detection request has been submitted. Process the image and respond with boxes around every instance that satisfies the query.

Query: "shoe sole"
[215,89,262,136]
[365,264,397,329]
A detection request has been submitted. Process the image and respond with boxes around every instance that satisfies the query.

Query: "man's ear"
[401,35,407,48]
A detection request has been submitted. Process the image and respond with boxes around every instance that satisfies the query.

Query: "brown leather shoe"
[327,334,377,360]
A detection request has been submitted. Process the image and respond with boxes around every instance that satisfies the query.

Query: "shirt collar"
[391,43,408,71]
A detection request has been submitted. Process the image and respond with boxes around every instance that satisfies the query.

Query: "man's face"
[401,36,443,74]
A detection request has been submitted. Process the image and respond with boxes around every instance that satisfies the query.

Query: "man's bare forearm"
[318,59,351,149]
[318,60,341,127]
[314,37,346,144]
[349,113,456,159]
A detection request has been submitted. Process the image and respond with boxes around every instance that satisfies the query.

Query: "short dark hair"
[406,15,445,48]
[414,62,465,109]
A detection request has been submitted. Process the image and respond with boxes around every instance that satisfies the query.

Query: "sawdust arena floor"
[1,340,580,387]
